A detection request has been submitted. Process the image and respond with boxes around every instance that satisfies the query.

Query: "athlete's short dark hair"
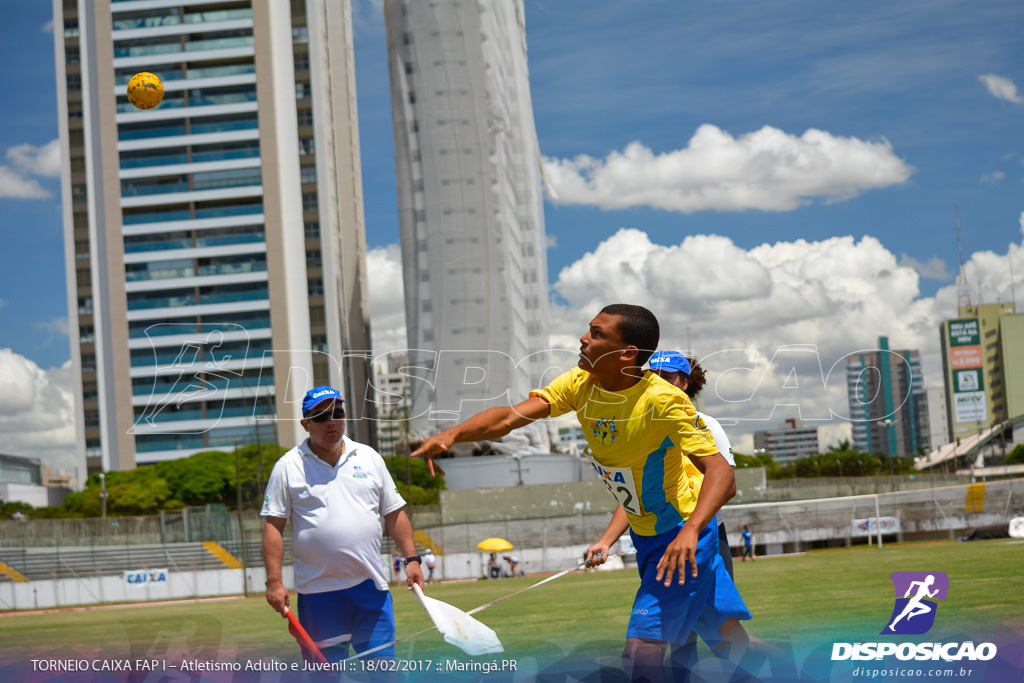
[600,304,660,366]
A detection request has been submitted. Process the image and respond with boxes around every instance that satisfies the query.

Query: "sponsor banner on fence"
[123,569,168,587]
[852,516,901,537]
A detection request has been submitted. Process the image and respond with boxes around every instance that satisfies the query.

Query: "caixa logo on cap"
[881,571,949,635]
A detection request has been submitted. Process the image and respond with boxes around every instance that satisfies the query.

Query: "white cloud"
[549,226,1024,451]
[352,0,384,34]
[34,317,70,346]
[980,171,1005,183]
[362,225,1024,452]
[367,244,407,354]
[0,139,61,200]
[898,254,951,281]
[0,350,78,477]
[545,234,558,249]
[978,73,1024,104]
[542,125,914,213]
[41,19,54,34]
[0,166,50,199]
[7,139,62,178]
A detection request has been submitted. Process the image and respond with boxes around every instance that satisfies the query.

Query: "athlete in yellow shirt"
[412,304,736,682]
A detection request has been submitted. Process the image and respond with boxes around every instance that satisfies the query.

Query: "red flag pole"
[283,608,329,665]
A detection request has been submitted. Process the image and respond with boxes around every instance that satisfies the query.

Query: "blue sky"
[2,1,1023,467]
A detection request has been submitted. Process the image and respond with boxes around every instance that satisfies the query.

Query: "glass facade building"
[55,0,373,475]
[846,336,929,456]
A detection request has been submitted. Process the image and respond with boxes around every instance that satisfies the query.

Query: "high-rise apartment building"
[846,336,929,455]
[373,352,410,458]
[940,303,1024,441]
[54,0,373,476]
[753,419,819,463]
[383,0,551,438]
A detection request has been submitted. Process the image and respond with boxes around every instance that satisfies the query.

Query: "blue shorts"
[626,521,719,645]
[297,580,395,660]
[692,554,752,645]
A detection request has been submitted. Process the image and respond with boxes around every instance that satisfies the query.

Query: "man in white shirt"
[262,386,424,662]
[422,548,437,583]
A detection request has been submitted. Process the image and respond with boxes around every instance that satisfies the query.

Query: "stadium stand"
[0,542,237,581]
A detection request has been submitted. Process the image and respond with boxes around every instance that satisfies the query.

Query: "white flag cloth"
[412,585,504,656]
[1010,517,1024,538]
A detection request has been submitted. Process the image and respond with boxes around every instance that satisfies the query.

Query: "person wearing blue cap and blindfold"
[648,351,738,575]
[648,351,787,681]
[261,386,424,663]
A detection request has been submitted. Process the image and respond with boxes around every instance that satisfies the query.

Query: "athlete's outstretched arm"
[410,396,552,477]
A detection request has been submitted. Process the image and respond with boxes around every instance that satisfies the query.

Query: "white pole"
[874,494,883,550]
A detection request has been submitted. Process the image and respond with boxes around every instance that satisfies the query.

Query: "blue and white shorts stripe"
[626,521,720,645]
[297,579,396,660]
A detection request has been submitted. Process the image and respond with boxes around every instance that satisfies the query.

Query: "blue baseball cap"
[648,350,691,375]
[302,386,344,416]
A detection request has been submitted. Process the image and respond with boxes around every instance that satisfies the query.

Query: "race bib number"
[587,457,642,516]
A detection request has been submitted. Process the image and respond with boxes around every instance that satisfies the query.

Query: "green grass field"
[1,539,1021,671]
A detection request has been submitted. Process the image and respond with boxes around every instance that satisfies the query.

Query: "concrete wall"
[440,480,615,523]
[0,565,292,612]
[761,473,967,501]
[0,483,49,508]
[0,545,610,611]
[440,454,596,490]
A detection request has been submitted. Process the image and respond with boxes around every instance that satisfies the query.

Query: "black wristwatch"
[404,555,421,567]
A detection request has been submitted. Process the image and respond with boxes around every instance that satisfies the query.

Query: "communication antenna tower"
[955,205,972,309]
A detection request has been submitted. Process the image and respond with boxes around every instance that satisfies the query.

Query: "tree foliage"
[383,455,446,505]
[10,445,449,519]
[734,446,917,480]
[16,444,285,519]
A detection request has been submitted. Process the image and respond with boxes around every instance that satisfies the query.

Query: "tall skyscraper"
[940,302,1023,442]
[54,0,373,476]
[846,336,929,455]
[383,0,551,438]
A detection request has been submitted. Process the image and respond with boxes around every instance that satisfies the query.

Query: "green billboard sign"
[948,318,980,346]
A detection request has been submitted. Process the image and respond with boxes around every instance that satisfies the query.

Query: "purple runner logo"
[880,571,949,635]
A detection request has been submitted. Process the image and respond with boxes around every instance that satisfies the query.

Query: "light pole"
[98,472,108,519]
[234,442,249,597]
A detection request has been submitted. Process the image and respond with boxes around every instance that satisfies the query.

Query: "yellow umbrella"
[476,538,513,552]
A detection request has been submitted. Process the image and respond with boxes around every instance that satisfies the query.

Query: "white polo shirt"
[698,412,735,467]
[261,435,406,593]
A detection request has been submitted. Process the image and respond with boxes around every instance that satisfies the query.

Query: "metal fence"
[0,505,262,549]
[718,478,1023,552]
[2,478,1021,581]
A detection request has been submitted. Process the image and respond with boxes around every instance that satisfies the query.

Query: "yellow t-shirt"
[530,368,719,535]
